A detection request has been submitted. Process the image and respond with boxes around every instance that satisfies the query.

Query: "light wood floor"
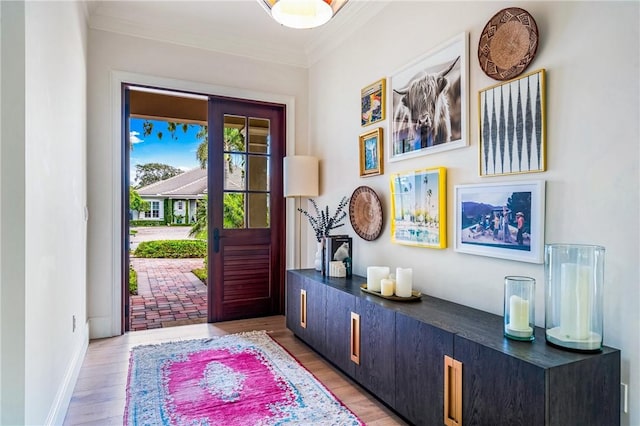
[64,315,407,425]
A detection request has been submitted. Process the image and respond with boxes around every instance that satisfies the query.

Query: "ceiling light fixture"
[258,0,348,29]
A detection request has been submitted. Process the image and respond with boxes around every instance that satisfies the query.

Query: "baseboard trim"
[45,321,89,426]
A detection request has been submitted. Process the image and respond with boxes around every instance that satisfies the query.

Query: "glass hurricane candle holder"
[504,276,535,341]
[545,244,604,352]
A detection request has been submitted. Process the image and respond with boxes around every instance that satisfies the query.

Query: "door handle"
[444,355,463,426]
[350,312,360,365]
[300,289,307,329]
[213,228,222,253]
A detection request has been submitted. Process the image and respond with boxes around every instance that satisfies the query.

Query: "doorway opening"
[122,84,287,332]
[125,86,209,332]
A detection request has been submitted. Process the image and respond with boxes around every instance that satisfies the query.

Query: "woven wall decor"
[478,7,539,81]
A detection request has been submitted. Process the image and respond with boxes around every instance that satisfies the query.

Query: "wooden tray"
[360,284,422,302]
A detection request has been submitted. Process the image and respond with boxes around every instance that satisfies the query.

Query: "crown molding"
[89,13,310,68]
[89,1,389,69]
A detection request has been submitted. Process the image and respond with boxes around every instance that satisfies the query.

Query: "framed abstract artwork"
[359,128,383,177]
[389,32,468,162]
[390,167,446,248]
[453,180,545,263]
[478,69,546,176]
[361,78,385,127]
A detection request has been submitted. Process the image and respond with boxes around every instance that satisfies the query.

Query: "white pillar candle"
[366,266,389,292]
[381,278,395,296]
[560,263,592,340]
[395,267,413,297]
[508,295,530,331]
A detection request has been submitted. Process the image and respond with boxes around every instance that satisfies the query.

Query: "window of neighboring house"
[145,201,160,218]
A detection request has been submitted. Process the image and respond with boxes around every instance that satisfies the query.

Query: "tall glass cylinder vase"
[545,244,605,352]
[504,276,535,341]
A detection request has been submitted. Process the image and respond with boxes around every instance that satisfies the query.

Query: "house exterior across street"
[134,167,207,224]
[133,166,244,224]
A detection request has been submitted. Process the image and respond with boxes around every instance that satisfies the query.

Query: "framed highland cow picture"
[389,32,469,162]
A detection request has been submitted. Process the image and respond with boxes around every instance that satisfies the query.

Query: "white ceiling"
[87,0,389,68]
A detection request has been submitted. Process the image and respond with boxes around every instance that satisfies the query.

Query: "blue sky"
[129,118,204,182]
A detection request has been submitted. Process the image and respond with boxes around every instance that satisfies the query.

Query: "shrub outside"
[133,240,207,258]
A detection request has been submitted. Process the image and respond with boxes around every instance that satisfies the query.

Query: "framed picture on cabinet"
[359,128,383,177]
[479,69,546,176]
[390,167,446,249]
[361,78,386,126]
[454,180,545,263]
[389,32,468,162]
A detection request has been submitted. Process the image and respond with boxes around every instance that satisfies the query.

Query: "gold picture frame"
[478,69,546,176]
[361,78,386,127]
[359,128,383,177]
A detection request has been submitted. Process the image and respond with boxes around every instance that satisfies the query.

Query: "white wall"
[1,1,89,424]
[1,2,26,423]
[308,2,639,424]
[87,30,309,337]
[0,3,3,419]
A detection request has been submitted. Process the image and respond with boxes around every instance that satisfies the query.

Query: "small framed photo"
[361,78,386,126]
[479,69,546,176]
[454,180,545,263]
[389,32,468,162]
[390,167,446,248]
[359,128,383,177]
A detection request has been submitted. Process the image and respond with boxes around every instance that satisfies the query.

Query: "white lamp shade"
[283,155,319,197]
[271,0,333,29]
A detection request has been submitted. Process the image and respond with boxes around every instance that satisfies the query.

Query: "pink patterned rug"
[124,330,363,425]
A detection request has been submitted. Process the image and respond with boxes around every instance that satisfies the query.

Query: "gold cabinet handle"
[350,312,360,364]
[444,355,462,426]
[300,289,307,329]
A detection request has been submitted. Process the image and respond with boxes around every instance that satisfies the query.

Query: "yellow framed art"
[390,167,446,248]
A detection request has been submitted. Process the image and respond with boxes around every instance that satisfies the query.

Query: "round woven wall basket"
[478,7,539,81]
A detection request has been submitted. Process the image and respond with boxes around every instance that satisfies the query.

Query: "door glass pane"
[248,193,269,229]
[248,155,269,191]
[224,153,246,191]
[248,118,270,154]
[224,115,246,153]
[223,192,245,229]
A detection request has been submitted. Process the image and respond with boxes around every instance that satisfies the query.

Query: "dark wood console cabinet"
[286,269,620,426]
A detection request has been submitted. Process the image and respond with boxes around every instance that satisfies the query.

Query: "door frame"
[110,71,298,336]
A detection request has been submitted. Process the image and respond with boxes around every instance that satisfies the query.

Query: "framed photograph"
[359,128,383,177]
[323,235,352,277]
[361,78,385,126]
[389,32,468,162]
[390,167,446,248]
[479,69,546,176]
[454,180,545,263]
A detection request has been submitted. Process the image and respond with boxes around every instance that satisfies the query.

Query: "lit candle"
[395,267,413,297]
[508,295,530,331]
[560,263,592,339]
[366,266,389,292]
[381,278,395,296]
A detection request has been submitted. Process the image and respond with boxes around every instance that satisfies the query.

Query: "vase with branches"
[298,196,349,271]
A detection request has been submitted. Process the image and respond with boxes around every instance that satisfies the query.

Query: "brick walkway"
[129,258,208,331]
